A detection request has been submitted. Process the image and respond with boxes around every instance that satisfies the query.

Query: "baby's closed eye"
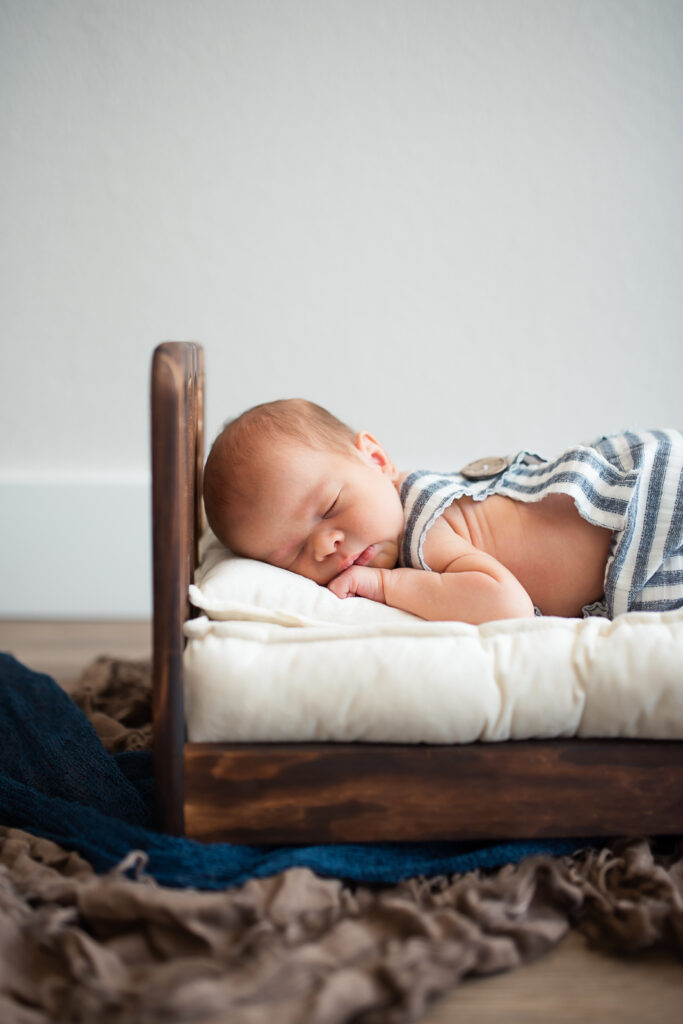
[323,492,341,518]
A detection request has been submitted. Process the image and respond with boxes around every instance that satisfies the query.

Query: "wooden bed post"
[151,342,204,836]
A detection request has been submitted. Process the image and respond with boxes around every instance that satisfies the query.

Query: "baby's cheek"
[289,559,318,583]
[372,545,399,570]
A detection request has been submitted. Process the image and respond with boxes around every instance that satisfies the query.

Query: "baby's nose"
[313,526,343,561]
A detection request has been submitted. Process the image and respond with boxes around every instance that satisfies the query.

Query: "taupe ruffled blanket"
[0,657,681,1024]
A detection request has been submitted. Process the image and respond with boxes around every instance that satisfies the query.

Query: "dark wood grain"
[151,342,203,835]
[183,739,683,843]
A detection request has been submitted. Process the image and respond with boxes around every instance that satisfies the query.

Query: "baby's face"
[227,434,405,585]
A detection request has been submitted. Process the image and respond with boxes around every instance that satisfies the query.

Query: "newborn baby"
[203,399,683,624]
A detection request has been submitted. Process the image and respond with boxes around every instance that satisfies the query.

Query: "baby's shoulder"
[421,504,475,572]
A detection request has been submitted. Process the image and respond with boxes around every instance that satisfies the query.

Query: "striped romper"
[399,429,683,618]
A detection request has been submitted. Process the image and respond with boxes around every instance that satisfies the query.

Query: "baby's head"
[203,399,404,585]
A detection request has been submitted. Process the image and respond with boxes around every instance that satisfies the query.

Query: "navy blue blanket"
[0,653,588,889]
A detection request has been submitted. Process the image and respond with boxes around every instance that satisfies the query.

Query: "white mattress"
[183,533,683,743]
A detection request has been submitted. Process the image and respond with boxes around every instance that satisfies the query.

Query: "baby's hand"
[328,565,386,604]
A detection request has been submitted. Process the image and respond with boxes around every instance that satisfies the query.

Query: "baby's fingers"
[327,568,358,600]
[328,566,385,603]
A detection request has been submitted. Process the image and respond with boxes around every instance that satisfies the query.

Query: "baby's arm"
[329,518,534,624]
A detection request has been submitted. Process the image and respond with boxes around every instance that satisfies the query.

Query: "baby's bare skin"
[441,493,613,617]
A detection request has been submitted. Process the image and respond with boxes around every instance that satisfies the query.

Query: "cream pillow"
[190,528,418,627]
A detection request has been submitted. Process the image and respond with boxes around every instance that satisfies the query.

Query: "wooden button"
[459,456,510,481]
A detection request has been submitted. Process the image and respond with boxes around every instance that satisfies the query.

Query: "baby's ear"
[355,432,397,478]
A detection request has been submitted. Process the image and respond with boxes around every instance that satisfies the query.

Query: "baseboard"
[0,475,151,618]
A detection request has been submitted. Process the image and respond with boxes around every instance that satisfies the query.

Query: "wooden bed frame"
[151,342,683,843]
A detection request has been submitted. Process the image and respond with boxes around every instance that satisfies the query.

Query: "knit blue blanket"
[0,653,588,889]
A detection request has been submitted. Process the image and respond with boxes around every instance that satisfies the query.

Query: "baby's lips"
[333,544,376,580]
[354,544,376,568]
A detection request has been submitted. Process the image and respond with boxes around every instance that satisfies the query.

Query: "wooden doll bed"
[151,342,683,844]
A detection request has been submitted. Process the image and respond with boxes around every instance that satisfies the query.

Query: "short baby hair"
[203,399,356,548]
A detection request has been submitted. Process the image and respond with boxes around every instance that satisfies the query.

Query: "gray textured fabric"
[0,828,681,1024]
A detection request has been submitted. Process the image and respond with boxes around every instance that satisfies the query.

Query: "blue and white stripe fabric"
[399,429,683,618]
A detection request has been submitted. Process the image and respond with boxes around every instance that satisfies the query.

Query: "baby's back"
[444,493,613,617]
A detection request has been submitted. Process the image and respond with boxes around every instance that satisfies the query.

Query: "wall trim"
[0,477,151,619]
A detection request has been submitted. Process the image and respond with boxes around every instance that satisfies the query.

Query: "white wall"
[1,0,681,617]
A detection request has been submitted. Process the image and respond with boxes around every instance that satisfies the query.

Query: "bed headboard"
[151,342,204,834]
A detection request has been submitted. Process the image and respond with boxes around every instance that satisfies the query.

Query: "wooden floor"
[0,619,152,691]
[1,620,681,1022]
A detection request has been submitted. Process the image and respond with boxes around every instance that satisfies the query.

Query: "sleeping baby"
[202,399,683,624]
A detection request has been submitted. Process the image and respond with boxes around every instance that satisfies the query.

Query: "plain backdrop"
[1,0,681,616]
